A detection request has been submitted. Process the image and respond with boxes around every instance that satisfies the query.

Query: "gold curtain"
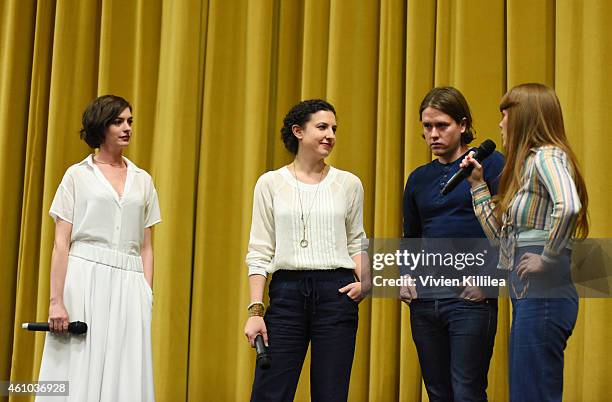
[1,1,611,401]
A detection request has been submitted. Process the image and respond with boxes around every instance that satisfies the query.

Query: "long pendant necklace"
[292,162,326,248]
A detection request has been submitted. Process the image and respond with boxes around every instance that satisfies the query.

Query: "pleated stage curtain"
[1,1,610,401]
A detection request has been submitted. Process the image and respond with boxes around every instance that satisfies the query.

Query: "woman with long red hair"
[461,83,588,402]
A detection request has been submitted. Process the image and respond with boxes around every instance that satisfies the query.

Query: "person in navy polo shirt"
[401,87,504,402]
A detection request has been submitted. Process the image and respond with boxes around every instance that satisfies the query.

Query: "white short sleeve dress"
[36,155,161,402]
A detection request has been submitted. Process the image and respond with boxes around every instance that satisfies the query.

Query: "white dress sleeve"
[144,177,161,228]
[49,170,75,224]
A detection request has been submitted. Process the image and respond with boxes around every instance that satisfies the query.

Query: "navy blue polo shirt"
[403,149,504,239]
[402,149,505,297]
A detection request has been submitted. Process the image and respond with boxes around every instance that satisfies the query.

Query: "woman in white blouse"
[36,95,160,402]
[244,99,368,402]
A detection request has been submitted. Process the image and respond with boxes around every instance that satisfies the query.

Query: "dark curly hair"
[80,95,132,148]
[419,87,475,144]
[280,99,336,154]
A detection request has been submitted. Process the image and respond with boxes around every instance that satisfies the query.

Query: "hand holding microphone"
[459,153,485,186]
[254,334,271,370]
[244,316,271,370]
[48,299,70,333]
[24,291,85,335]
[22,321,88,335]
[442,140,496,194]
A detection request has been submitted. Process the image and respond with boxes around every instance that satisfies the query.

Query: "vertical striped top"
[470,146,582,268]
[246,166,368,277]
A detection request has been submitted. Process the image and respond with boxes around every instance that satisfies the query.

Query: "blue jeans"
[509,246,578,402]
[251,269,358,402]
[409,298,498,402]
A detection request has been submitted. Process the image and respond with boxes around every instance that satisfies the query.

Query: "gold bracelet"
[247,302,265,317]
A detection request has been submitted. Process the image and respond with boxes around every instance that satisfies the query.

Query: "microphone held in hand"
[22,321,88,335]
[441,140,496,195]
[254,334,271,370]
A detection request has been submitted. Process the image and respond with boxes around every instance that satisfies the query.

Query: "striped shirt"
[246,166,367,277]
[470,146,581,269]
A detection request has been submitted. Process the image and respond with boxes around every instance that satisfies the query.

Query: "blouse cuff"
[348,238,369,257]
[248,266,269,278]
[470,183,491,205]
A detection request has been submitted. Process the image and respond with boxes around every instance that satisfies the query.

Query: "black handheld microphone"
[22,321,88,335]
[254,334,271,370]
[441,140,496,195]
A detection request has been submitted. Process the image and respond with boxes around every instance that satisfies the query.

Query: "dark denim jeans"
[409,298,498,402]
[251,269,358,402]
[509,246,578,402]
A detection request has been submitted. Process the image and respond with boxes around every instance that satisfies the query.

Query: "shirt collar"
[80,154,143,172]
[434,148,474,167]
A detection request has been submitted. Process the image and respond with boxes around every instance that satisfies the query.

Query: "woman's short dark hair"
[80,95,132,148]
[419,87,475,144]
[280,99,336,154]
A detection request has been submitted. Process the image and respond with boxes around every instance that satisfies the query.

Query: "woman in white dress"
[37,95,160,401]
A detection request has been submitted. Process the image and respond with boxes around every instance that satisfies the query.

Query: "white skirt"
[36,242,154,402]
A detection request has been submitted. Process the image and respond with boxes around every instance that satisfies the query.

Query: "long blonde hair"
[495,83,589,238]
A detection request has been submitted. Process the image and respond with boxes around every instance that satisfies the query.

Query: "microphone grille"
[480,139,496,154]
[70,321,88,334]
